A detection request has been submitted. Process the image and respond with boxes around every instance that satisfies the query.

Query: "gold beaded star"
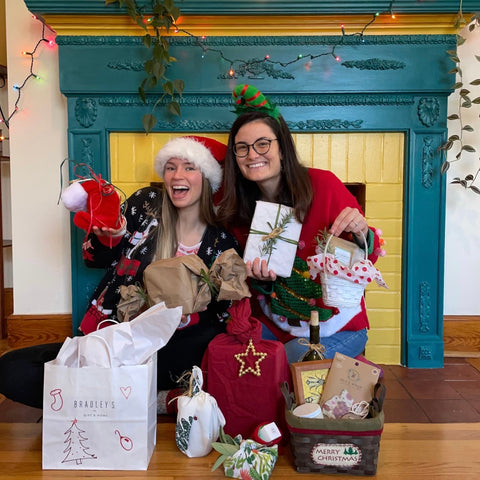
[234,338,267,377]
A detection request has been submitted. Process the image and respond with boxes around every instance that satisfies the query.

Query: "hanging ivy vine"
[106,0,184,133]
[439,12,480,195]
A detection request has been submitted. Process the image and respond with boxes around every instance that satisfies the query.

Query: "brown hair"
[217,112,313,228]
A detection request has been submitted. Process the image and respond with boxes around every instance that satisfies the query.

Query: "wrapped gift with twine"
[243,201,302,278]
[143,249,251,315]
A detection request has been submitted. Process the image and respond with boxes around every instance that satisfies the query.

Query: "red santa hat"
[154,136,226,193]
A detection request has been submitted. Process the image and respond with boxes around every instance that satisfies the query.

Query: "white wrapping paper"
[243,201,302,278]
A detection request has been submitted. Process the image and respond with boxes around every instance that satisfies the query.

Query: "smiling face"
[162,157,204,211]
[234,119,282,199]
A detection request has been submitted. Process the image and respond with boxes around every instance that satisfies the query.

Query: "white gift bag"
[243,201,302,278]
[42,351,157,470]
[42,302,182,470]
[175,366,225,458]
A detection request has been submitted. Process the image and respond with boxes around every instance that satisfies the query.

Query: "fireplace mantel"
[22,0,458,368]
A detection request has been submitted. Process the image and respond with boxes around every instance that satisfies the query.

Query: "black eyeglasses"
[233,138,278,158]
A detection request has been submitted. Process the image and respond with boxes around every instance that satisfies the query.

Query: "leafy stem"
[105,0,185,133]
[438,12,480,195]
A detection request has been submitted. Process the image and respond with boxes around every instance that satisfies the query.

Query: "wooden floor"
[1,339,480,477]
[1,421,480,479]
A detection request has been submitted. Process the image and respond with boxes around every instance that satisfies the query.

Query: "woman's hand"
[246,258,277,282]
[330,207,369,238]
[92,215,127,238]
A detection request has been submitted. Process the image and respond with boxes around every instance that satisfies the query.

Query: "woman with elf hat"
[0,136,240,410]
[217,84,384,363]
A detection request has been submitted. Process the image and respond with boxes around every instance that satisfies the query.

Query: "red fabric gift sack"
[201,297,291,439]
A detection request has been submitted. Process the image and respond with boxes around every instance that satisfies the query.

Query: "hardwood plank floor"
[1,422,479,479]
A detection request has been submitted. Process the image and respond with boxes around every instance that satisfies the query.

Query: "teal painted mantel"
[23,1,459,368]
[23,0,480,15]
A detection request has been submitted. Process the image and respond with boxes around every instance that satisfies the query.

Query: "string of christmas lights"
[0,15,56,130]
[173,2,397,78]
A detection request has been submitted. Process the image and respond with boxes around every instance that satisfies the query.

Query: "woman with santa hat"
[0,136,239,410]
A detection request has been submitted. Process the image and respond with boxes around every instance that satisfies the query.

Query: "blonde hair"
[155,177,217,259]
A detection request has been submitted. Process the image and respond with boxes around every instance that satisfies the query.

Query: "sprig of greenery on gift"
[259,210,295,257]
[200,268,220,299]
[314,227,335,254]
[211,427,241,472]
[211,428,276,479]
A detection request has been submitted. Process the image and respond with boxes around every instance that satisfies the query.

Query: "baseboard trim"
[444,315,480,357]
[6,313,480,356]
[7,314,73,349]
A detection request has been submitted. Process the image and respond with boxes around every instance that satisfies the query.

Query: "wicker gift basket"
[285,383,385,476]
[307,232,388,309]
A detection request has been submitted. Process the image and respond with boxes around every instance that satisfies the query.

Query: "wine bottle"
[302,310,324,362]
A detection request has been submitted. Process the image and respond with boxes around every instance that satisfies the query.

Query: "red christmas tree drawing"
[62,418,97,465]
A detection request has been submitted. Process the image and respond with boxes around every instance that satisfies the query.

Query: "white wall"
[444,24,480,315]
[4,1,480,317]
[6,0,71,314]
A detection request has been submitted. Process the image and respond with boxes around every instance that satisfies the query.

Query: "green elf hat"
[232,84,281,122]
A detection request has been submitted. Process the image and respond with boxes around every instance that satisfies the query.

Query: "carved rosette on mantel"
[22,0,465,368]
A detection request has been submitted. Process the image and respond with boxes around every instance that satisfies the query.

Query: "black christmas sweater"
[80,186,241,333]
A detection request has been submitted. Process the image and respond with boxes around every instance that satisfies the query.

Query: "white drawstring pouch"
[175,365,226,458]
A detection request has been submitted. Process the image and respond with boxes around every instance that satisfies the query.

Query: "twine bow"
[262,226,283,241]
[249,204,298,264]
[297,337,326,359]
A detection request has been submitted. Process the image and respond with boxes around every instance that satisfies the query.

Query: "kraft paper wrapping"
[143,249,250,315]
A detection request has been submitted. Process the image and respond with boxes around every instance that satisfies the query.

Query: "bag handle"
[78,333,114,368]
[324,230,368,262]
[369,382,386,416]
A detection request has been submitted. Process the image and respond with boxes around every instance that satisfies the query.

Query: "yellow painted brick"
[368,327,401,343]
[366,291,401,309]
[382,133,404,183]
[365,254,401,273]
[364,219,402,238]
[365,345,401,365]
[366,201,402,219]
[346,134,365,183]
[117,134,136,181]
[310,134,331,169]
[366,183,403,202]
[294,134,314,168]
[364,135,384,183]
[367,310,401,328]
[330,133,348,180]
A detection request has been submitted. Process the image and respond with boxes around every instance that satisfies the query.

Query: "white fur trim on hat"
[154,137,223,193]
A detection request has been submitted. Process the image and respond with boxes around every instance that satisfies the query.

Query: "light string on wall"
[173,2,397,78]
[0,15,56,130]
